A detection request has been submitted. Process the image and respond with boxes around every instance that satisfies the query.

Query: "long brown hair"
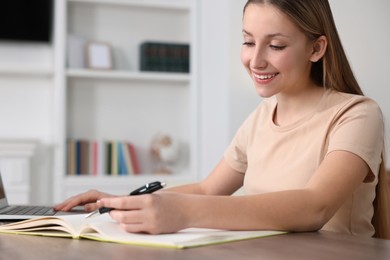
[244,0,390,239]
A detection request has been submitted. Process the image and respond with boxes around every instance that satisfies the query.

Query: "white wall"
[0,42,53,141]
[197,0,231,177]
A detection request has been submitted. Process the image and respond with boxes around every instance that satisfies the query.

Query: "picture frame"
[86,42,113,70]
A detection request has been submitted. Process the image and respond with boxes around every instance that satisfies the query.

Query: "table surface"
[1,230,390,260]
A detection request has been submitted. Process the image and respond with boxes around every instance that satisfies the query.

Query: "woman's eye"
[242,42,255,46]
[270,45,286,50]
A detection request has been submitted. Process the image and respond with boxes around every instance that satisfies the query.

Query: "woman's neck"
[273,86,326,127]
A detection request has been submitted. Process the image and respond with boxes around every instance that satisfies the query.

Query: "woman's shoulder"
[324,89,382,115]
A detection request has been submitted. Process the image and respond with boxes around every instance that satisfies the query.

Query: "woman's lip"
[253,72,279,83]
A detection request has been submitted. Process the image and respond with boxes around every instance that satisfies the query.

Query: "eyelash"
[242,42,254,46]
[242,42,286,51]
[270,45,286,50]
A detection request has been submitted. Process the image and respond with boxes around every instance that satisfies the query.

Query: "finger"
[53,196,82,211]
[118,220,163,235]
[110,210,152,234]
[83,202,100,212]
[55,199,85,212]
[100,195,149,210]
[119,223,148,234]
[53,194,79,209]
[54,190,105,211]
[109,209,144,224]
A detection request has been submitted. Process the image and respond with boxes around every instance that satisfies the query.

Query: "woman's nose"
[250,48,267,69]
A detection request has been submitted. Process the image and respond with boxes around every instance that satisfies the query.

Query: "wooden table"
[1,231,389,260]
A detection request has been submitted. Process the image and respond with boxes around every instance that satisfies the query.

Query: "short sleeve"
[327,98,384,182]
[224,108,259,173]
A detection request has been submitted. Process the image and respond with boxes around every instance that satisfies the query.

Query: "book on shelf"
[67,139,141,176]
[128,142,141,175]
[80,140,89,175]
[122,142,134,175]
[110,141,118,175]
[0,214,286,249]
[67,140,76,175]
[140,41,190,73]
[67,139,97,176]
[92,141,99,176]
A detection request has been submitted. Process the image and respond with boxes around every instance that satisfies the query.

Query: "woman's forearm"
[182,190,329,232]
[163,182,206,195]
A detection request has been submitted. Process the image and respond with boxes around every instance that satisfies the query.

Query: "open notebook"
[0,213,286,249]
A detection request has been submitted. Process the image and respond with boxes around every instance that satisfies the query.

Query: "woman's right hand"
[53,189,117,212]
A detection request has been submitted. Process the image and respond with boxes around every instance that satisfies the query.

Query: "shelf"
[0,67,53,78]
[67,69,190,83]
[0,139,37,157]
[68,0,192,10]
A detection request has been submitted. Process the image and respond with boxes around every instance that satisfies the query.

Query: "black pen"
[85,181,166,218]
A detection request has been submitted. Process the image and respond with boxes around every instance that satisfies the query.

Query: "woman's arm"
[189,151,368,231]
[100,150,369,234]
[164,158,244,195]
[53,158,244,212]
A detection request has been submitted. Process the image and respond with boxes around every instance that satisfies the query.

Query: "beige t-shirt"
[224,89,384,237]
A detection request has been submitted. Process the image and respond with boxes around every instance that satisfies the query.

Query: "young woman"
[55,0,390,238]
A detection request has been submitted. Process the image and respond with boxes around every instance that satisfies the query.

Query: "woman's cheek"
[241,49,252,73]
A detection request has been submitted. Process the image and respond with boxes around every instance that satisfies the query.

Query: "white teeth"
[254,73,277,80]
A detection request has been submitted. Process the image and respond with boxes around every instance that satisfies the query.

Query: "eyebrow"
[242,29,290,39]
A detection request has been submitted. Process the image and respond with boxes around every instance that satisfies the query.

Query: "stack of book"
[66,140,141,176]
[140,42,190,73]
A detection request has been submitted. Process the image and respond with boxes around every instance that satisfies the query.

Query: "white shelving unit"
[52,0,198,202]
[0,67,53,78]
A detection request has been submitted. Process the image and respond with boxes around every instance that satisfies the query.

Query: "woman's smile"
[253,72,279,84]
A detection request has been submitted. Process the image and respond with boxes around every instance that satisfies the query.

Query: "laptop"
[0,171,82,220]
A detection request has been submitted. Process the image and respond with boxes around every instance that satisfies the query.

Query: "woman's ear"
[310,35,327,62]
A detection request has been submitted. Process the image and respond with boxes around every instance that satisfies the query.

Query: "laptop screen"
[0,172,9,208]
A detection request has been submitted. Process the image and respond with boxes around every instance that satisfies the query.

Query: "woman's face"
[241,4,316,98]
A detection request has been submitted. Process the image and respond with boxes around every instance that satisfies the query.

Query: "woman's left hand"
[98,192,190,234]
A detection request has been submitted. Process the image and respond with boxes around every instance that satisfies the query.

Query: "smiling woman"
[54,0,389,239]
